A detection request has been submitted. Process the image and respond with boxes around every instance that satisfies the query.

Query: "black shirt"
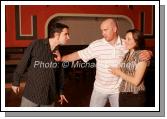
[12,39,64,105]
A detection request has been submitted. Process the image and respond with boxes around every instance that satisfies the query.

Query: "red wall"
[5,5,154,48]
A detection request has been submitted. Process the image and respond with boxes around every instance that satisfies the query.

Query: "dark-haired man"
[12,22,70,106]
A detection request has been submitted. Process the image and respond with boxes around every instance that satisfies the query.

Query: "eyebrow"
[64,33,69,35]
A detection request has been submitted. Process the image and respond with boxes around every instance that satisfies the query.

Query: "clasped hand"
[108,67,121,77]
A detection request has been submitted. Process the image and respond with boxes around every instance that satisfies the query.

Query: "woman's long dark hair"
[123,29,145,62]
[126,29,145,50]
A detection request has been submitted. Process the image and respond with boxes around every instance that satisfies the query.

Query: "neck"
[109,35,118,46]
[129,49,135,55]
[49,38,59,51]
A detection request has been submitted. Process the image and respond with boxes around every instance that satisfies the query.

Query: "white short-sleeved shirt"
[78,36,128,94]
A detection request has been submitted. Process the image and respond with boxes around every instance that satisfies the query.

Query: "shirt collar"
[44,38,60,52]
[115,36,122,46]
[103,35,122,46]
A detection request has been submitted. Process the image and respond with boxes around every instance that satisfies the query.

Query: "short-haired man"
[12,21,69,107]
[55,18,152,107]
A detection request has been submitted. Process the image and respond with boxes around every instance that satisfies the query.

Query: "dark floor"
[5,70,155,107]
[5,68,96,107]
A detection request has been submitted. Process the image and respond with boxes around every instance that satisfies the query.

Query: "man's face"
[59,28,70,45]
[100,22,116,42]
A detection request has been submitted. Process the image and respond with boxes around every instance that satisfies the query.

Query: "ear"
[53,32,60,38]
[113,26,117,33]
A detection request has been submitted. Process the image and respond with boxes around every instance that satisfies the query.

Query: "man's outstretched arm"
[54,51,81,62]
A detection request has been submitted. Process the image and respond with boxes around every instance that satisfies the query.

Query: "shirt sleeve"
[58,62,65,95]
[137,51,145,63]
[77,43,96,62]
[12,40,36,86]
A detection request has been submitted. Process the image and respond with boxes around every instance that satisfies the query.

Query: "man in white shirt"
[54,18,151,107]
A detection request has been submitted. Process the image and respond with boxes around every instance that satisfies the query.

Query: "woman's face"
[124,32,137,50]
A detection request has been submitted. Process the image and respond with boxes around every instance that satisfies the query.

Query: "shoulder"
[134,50,144,63]
[27,39,46,50]
[90,38,104,44]
[89,38,106,47]
[30,39,41,45]
[134,50,142,56]
[33,39,47,45]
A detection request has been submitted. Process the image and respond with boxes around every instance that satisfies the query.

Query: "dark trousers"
[119,91,146,107]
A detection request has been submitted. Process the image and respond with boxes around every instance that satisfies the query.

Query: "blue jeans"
[20,96,55,107]
[89,89,119,107]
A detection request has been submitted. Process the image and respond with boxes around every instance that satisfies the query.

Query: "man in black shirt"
[12,21,69,106]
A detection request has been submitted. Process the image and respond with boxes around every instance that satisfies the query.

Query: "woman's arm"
[110,61,147,86]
